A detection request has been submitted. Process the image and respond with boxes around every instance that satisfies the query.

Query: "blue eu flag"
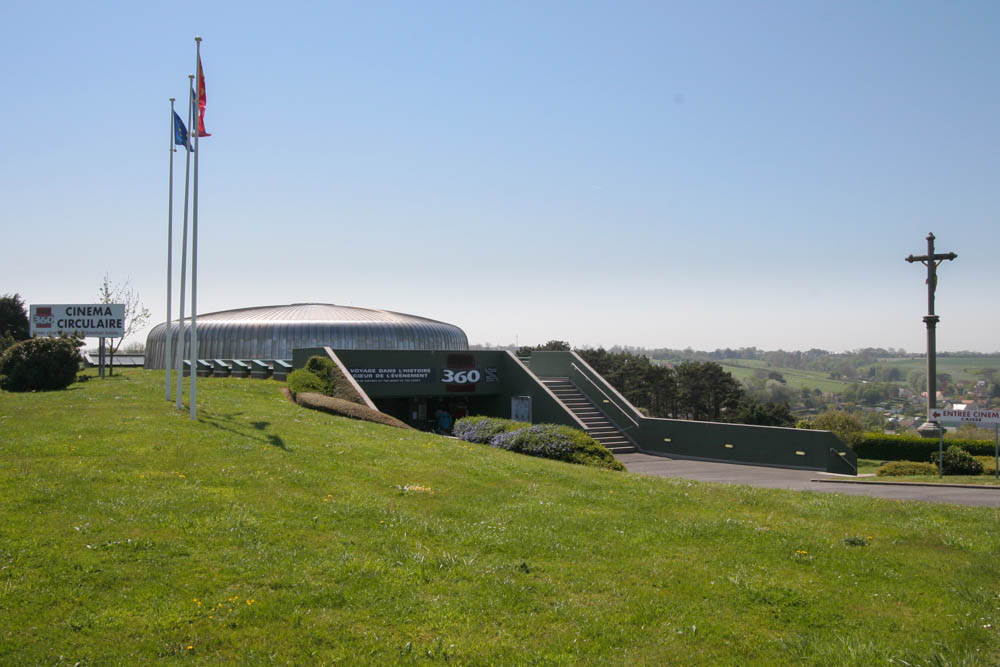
[173,111,190,150]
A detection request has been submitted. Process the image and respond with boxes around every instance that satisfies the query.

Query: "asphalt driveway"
[617,452,1000,507]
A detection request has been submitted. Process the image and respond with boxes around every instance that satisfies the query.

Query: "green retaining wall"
[530,351,856,474]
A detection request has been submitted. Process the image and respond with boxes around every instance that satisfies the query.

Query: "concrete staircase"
[540,377,637,454]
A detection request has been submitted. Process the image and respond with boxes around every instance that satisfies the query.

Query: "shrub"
[454,416,624,470]
[931,445,984,476]
[808,411,865,447]
[856,433,994,459]
[876,461,939,477]
[286,369,326,396]
[492,422,625,471]
[490,425,576,460]
[974,456,998,475]
[453,416,527,444]
[287,356,343,397]
[304,356,337,395]
[0,337,81,392]
[293,391,411,429]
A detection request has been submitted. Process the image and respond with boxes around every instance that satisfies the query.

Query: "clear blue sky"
[2,1,997,353]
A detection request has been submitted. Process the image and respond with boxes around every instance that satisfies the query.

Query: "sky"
[2,1,998,353]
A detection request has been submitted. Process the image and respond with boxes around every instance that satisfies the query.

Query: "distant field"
[877,356,1000,383]
[717,362,851,394]
[704,356,1000,395]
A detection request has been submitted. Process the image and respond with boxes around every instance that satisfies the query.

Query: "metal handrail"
[570,362,640,429]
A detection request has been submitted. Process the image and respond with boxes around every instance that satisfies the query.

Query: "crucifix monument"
[905,233,957,438]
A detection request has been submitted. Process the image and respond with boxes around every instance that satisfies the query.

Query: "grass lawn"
[2,370,999,664]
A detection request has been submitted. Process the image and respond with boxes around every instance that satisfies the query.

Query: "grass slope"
[1,371,999,664]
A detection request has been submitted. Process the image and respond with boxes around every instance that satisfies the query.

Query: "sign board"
[30,304,125,338]
[929,409,1000,427]
[348,368,433,383]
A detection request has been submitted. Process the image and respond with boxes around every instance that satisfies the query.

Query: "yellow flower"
[186,645,194,650]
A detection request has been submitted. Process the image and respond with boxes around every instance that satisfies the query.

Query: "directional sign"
[928,409,1000,426]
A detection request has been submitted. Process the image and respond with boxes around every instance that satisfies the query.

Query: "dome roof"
[144,303,468,368]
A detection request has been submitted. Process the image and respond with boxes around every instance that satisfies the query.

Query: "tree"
[0,293,30,353]
[728,396,795,427]
[576,348,677,418]
[907,370,926,394]
[517,340,571,356]
[807,410,865,447]
[97,275,150,375]
[675,361,743,421]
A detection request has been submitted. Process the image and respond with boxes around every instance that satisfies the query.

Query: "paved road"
[618,452,1000,507]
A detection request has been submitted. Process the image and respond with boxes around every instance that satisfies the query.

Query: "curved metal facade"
[144,303,468,368]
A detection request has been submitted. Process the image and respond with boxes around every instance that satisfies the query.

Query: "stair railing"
[570,362,640,431]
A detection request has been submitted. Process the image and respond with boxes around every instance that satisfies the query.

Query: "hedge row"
[292,391,412,430]
[855,433,996,460]
[453,416,625,471]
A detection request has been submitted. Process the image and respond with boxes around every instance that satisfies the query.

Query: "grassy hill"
[716,360,853,394]
[876,356,1000,384]
[1,371,999,664]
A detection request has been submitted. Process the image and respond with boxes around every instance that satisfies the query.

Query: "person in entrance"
[435,408,454,434]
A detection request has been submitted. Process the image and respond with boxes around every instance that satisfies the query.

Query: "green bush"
[304,356,337,395]
[286,369,327,395]
[306,356,337,396]
[974,456,998,475]
[876,461,939,477]
[855,433,994,460]
[932,445,984,476]
[0,337,81,392]
[0,332,16,356]
[807,411,865,447]
[452,416,528,444]
[454,417,625,471]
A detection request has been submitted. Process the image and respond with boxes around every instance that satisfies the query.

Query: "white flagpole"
[175,74,195,409]
[165,97,176,402]
[190,36,202,420]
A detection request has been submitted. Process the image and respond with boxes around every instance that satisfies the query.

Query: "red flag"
[197,55,210,137]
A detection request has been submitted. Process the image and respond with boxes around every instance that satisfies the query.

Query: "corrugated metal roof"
[144,303,468,369]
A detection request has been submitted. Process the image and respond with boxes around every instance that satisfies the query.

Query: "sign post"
[929,408,1000,478]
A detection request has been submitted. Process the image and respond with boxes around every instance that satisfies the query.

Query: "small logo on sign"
[35,307,53,328]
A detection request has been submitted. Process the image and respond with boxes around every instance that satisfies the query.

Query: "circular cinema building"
[144,303,468,368]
